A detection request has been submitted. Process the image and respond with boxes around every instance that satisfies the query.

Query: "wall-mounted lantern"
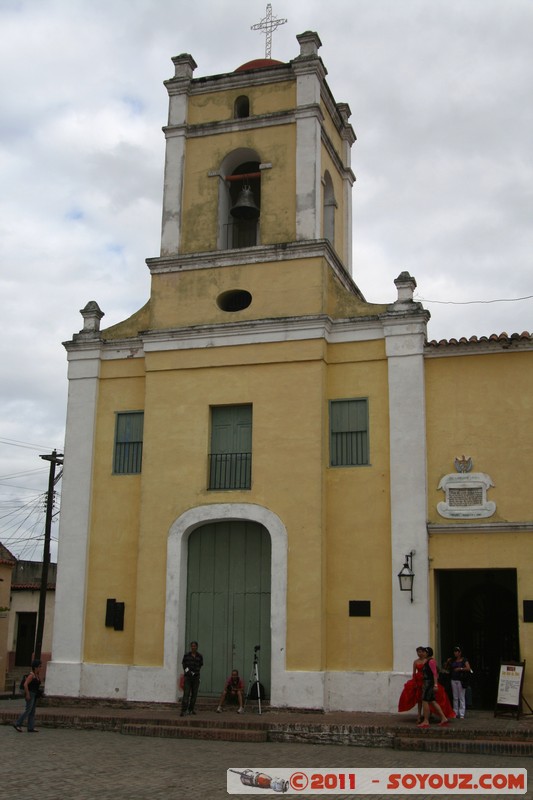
[397,550,415,603]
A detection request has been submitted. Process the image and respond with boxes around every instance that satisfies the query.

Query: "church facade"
[46,32,533,712]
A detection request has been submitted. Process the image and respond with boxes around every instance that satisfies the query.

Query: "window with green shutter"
[113,411,144,474]
[209,404,252,489]
[329,399,369,466]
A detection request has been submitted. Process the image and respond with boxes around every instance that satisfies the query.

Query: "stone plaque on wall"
[437,458,495,519]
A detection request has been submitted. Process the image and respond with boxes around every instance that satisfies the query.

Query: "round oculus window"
[217,289,252,312]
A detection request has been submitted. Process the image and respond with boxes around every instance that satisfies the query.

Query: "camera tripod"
[244,645,262,715]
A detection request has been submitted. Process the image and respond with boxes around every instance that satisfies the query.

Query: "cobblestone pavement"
[1,724,531,800]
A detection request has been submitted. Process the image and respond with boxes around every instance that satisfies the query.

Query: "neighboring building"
[7,560,57,679]
[0,550,56,690]
[0,543,17,689]
[46,32,533,711]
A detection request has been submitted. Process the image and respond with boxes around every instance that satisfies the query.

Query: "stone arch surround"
[164,503,289,705]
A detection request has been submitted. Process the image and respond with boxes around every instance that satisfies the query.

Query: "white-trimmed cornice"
[319,83,356,145]
[428,521,533,534]
[63,338,104,356]
[62,342,103,379]
[164,109,295,140]
[293,104,324,122]
[380,309,430,358]
[92,315,385,361]
[140,314,384,355]
[146,239,365,299]
[184,64,293,95]
[64,335,144,363]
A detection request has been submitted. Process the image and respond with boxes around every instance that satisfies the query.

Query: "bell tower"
[142,31,366,336]
[157,31,356,269]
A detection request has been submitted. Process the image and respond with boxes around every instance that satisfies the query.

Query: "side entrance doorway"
[15,612,36,667]
[185,520,271,698]
[437,569,519,709]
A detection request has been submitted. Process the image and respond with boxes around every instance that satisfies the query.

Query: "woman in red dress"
[398,646,455,722]
[398,646,427,722]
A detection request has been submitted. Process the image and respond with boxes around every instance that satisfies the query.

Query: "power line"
[0,467,48,481]
[0,496,45,522]
[0,483,46,491]
[0,437,62,451]
[416,294,533,306]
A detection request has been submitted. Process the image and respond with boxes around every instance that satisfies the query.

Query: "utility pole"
[34,449,63,660]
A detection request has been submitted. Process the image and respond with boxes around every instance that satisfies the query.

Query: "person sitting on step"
[216,669,244,714]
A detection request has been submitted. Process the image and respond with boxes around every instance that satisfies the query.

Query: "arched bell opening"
[227,162,261,248]
[218,149,262,250]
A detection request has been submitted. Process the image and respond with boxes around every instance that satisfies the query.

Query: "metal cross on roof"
[251,4,287,60]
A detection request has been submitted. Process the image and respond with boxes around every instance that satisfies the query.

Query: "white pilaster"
[45,343,102,697]
[160,54,196,257]
[337,103,355,273]
[383,294,430,672]
[293,33,325,242]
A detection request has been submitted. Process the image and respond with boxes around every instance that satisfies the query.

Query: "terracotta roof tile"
[426,331,533,348]
[12,583,55,591]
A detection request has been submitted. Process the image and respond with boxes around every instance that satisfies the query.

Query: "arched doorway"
[437,569,519,709]
[185,520,271,696]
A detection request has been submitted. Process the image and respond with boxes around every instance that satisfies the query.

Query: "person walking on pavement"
[13,659,42,733]
[181,641,203,716]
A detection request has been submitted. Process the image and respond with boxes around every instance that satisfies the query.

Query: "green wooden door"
[186,520,271,696]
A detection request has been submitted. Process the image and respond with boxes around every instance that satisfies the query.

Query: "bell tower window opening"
[234,95,250,118]
[226,161,261,249]
[217,149,262,251]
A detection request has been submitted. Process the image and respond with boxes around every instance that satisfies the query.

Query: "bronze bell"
[230,185,260,220]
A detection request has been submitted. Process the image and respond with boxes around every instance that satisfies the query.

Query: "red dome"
[235,58,284,72]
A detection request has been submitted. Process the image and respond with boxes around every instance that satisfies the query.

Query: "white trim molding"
[45,347,102,697]
[383,314,430,671]
[160,503,289,705]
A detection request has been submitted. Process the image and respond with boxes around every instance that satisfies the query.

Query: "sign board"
[494,661,532,719]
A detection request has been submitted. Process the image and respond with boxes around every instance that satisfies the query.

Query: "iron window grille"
[208,452,252,490]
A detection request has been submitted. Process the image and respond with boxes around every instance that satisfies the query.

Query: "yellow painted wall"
[187,80,296,125]
[150,257,321,330]
[325,340,392,671]
[148,255,384,334]
[180,124,296,253]
[87,340,331,668]
[83,333,395,673]
[426,351,533,522]
[84,370,145,664]
[426,350,533,700]
[85,314,533,695]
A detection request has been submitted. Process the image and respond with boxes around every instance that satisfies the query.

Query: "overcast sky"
[1,0,532,560]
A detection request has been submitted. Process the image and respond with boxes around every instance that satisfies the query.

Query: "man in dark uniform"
[181,641,203,716]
